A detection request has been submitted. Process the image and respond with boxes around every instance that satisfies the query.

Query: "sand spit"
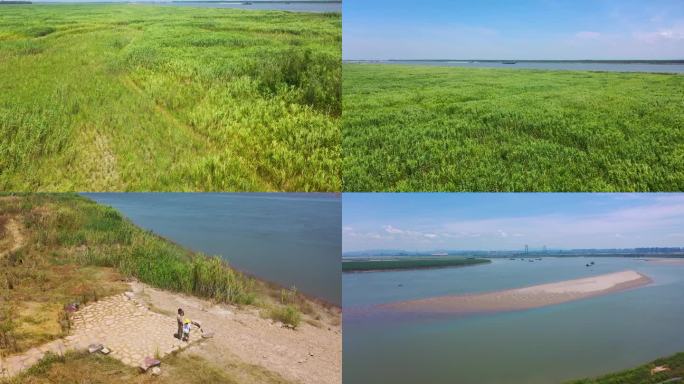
[383,270,652,315]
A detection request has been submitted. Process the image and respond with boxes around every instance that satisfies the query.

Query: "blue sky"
[343,0,684,60]
[343,194,684,252]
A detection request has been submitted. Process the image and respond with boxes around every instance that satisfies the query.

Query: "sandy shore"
[382,270,651,315]
[131,281,341,384]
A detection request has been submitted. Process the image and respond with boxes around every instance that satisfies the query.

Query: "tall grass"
[343,64,684,191]
[0,5,341,191]
[0,305,19,355]
[33,194,259,305]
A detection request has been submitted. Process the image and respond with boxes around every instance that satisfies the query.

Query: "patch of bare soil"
[131,281,341,384]
[0,217,25,258]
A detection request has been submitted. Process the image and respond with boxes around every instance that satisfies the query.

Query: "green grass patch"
[266,305,301,328]
[1,349,295,384]
[0,5,340,191]
[342,256,491,272]
[343,63,684,191]
[567,352,684,383]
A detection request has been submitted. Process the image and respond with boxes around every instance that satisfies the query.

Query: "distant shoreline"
[345,59,684,64]
[342,257,491,273]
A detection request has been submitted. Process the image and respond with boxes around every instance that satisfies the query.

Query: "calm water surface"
[343,257,684,383]
[154,1,340,12]
[33,1,341,12]
[84,193,341,305]
[364,60,684,73]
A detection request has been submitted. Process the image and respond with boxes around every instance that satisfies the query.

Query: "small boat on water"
[502,61,518,65]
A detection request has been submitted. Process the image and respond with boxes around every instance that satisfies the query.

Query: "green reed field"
[0,5,340,191]
[343,64,684,191]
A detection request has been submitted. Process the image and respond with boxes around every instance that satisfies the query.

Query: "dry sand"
[383,270,651,315]
[131,281,342,384]
[0,281,341,384]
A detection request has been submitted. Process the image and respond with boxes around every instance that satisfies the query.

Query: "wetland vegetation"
[0,5,341,191]
[343,63,684,192]
[342,256,490,272]
[568,352,684,384]
[0,193,323,360]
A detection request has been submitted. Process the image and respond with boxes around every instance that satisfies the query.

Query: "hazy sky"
[343,0,684,60]
[343,194,684,252]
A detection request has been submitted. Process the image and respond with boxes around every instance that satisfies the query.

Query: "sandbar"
[382,270,651,315]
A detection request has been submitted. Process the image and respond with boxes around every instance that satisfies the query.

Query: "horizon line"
[343,246,684,254]
[343,58,684,62]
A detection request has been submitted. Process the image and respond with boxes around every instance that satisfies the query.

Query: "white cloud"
[383,225,405,234]
[634,24,684,43]
[344,197,684,251]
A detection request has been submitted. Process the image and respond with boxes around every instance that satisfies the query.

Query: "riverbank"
[383,270,651,315]
[342,257,490,272]
[0,194,340,383]
[567,351,684,383]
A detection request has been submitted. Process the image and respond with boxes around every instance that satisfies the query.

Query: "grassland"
[568,352,684,384]
[343,64,684,191]
[342,257,490,272]
[2,350,294,384]
[0,5,340,191]
[0,193,327,357]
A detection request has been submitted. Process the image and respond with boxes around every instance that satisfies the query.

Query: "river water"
[350,60,684,74]
[32,1,341,13]
[343,257,684,383]
[84,193,341,305]
[150,1,340,12]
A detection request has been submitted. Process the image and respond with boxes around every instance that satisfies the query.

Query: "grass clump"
[343,63,684,191]
[1,349,295,384]
[0,5,341,191]
[24,26,56,38]
[266,305,301,329]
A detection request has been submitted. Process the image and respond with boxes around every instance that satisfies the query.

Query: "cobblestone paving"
[1,292,201,378]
